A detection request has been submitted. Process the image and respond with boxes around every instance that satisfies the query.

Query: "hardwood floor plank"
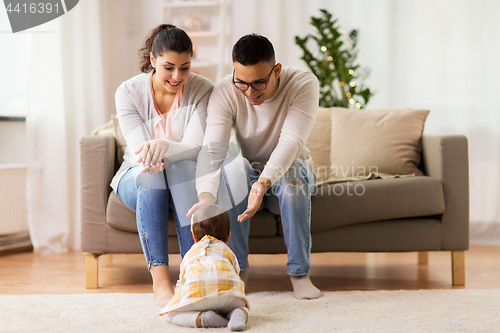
[0,246,499,295]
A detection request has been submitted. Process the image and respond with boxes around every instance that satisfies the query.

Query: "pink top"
[151,76,182,142]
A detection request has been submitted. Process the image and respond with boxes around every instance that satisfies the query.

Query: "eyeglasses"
[232,64,277,91]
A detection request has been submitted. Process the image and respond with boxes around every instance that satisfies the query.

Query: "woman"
[110,24,213,306]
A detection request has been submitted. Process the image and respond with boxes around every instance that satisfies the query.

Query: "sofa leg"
[451,251,465,286]
[102,254,113,268]
[85,253,99,289]
[418,251,428,265]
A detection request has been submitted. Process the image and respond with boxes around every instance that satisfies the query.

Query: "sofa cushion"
[106,191,278,237]
[305,107,331,183]
[106,192,138,233]
[106,192,179,236]
[309,176,445,233]
[112,114,127,165]
[330,108,429,177]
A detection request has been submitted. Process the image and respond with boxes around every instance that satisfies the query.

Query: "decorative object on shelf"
[180,14,205,31]
[295,9,374,108]
[162,0,230,83]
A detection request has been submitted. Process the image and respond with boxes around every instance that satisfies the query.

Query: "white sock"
[169,311,200,327]
[290,274,321,300]
[227,308,248,331]
[201,310,229,328]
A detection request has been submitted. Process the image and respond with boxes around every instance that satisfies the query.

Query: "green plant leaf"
[295,9,374,108]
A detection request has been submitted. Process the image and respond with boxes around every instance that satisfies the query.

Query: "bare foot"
[153,284,174,307]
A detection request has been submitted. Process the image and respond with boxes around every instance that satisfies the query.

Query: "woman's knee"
[171,159,196,171]
[168,160,196,188]
[136,171,167,190]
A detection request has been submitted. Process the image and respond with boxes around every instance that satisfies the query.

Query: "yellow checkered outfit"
[160,235,249,316]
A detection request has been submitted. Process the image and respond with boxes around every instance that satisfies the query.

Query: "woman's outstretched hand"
[135,139,169,174]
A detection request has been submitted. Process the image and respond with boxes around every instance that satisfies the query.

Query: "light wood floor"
[1,245,499,295]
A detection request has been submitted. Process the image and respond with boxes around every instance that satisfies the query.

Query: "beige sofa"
[80,109,469,289]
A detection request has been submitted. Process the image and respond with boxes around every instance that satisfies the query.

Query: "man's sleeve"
[195,82,234,198]
[259,73,319,185]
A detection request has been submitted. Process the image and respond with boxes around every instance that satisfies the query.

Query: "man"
[188,34,320,299]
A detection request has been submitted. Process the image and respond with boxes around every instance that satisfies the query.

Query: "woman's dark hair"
[139,24,193,73]
[232,33,275,66]
[191,204,231,242]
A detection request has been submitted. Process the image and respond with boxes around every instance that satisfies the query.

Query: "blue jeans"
[116,160,198,268]
[218,157,316,275]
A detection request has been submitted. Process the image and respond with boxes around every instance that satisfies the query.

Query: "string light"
[328,56,333,61]
[349,99,354,104]
[339,81,344,87]
[356,103,361,108]
[350,82,356,87]
[349,69,354,75]
[341,30,346,35]
[346,93,351,97]
[321,46,327,52]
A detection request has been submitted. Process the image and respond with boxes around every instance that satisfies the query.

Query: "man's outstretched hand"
[237,179,271,222]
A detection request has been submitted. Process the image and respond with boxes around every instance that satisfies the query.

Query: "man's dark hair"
[232,34,275,65]
[191,204,231,242]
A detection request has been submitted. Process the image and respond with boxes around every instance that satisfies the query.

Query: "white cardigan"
[111,71,213,192]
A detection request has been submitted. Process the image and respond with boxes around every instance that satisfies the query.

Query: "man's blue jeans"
[218,157,316,276]
[116,160,198,268]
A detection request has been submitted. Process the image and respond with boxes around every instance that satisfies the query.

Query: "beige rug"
[1,290,498,332]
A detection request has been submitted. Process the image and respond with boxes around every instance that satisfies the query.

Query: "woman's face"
[150,51,191,94]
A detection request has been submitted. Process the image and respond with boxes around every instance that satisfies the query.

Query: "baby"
[160,204,250,331]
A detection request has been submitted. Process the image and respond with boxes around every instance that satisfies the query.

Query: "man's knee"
[221,156,252,173]
[281,159,309,186]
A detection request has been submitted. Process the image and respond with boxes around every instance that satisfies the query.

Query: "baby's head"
[191,204,231,243]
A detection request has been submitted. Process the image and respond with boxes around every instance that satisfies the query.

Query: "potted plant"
[295,9,374,108]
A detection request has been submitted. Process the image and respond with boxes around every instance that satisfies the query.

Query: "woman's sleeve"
[163,78,213,162]
[115,83,152,154]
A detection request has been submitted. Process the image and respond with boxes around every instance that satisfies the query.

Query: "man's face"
[232,61,281,105]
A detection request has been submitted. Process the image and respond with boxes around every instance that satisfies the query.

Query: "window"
[0,8,29,119]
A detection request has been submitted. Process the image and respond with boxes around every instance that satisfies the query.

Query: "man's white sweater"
[196,66,319,198]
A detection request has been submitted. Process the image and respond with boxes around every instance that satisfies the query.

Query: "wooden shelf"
[163,1,220,9]
[162,0,229,82]
[187,31,219,38]
[192,61,214,68]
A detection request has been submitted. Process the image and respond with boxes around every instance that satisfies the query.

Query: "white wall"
[0,121,26,165]
[99,0,163,119]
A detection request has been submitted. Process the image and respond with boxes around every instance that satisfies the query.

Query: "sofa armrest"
[421,135,469,250]
[80,135,116,254]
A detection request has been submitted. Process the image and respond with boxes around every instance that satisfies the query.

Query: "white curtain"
[231,0,500,245]
[26,0,106,253]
